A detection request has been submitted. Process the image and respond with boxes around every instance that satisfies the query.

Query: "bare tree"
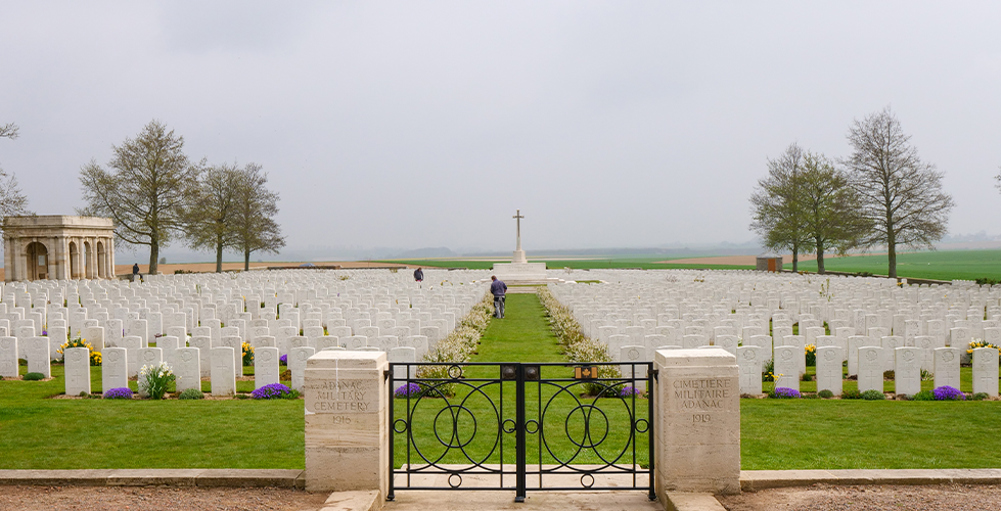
[230,163,285,270]
[184,163,243,272]
[845,107,954,278]
[0,122,30,229]
[797,152,870,274]
[750,143,809,271]
[0,123,19,140]
[79,120,202,275]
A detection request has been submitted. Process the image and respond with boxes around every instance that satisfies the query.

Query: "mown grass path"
[393,292,650,470]
[470,292,564,364]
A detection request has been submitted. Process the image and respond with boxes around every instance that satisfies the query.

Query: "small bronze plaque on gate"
[575,366,597,380]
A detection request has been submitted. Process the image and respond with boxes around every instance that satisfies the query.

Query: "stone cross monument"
[511,209,528,264]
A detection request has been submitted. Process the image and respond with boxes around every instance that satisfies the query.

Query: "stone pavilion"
[3,215,116,282]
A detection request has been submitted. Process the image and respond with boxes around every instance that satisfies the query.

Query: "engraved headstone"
[816,346,842,396]
[254,346,280,389]
[102,347,128,392]
[174,347,201,393]
[210,347,237,396]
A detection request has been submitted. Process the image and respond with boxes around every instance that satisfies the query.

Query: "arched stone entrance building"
[3,216,116,282]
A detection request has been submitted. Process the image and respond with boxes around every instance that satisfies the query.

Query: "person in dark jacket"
[414,267,424,282]
[132,263,140,282]
[490,275,507,319]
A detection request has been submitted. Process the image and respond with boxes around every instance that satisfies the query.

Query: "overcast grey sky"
[2,2,999,258]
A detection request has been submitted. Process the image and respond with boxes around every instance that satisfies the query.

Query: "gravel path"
[717,484,1001,511]
[6,484,1001,511]
[0,486,328,511]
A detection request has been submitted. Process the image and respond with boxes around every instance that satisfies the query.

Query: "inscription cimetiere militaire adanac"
[672,378,732,411]
[308,379,375,413]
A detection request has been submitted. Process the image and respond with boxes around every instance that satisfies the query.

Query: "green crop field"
[384,255,753,271]
[791,249,1001,281]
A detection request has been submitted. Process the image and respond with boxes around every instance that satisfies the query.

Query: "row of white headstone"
[1,269,489,360]
[549,270,1001,396]
[0,269,491,395]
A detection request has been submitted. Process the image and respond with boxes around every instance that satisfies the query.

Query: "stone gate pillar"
[304,350,389,494]
[654,348,740,497]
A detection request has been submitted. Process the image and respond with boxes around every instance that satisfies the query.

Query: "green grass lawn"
[0,364,303,469]
[791,249,1001,281]
[742,399,1001,469]
[4,293,1001,471]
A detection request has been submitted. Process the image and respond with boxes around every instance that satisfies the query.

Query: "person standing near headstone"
[132,263,140,282]
[490,276,507,319]
[413,267,423,283]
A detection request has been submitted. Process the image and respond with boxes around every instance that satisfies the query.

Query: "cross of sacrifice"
[513,209,524,251]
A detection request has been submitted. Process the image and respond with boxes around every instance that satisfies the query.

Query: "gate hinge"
[384,369,392,381]
[648,368,659,382]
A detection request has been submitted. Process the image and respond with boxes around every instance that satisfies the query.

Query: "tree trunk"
[887,237,897,279]
[792,243,799,272]
[148,241,159,276]
[244,248,251,272]
[816,241,825,275]
[216,240,224,273]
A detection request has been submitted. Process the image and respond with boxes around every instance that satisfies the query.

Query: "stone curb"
[741,469,1001,491]
[320,490,381,511]
[665,492,728,511]
[0,469,305,489]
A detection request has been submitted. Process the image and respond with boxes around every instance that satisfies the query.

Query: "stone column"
[654,348,740,497]
[47,238,57,280]
[108,237,116,278]
[87,238,96,279]
[3,235,11,282]
[304,350,388,494]
[15,240,26,281]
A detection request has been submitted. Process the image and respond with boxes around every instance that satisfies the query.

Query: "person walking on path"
[413,267,424,282]
[490,275,507,319]
[132,263,140,282]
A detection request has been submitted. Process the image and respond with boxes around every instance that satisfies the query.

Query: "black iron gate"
[387,362,655,502]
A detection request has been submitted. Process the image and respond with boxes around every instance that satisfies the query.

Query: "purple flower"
[279,354,288,365]
[252,383,294,399]
[620,386,642,397]
[104,387,134,399]
[395,382,423,398]
[772,387,801,399]
[933,386,965,401]
[42,330,48,336]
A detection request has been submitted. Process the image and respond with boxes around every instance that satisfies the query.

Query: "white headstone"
[174,347,201,393]
[102,347,128,392]
[857,346,884,394]
[211,347,237,396]
[0,337,17,378]
[122,335,142,378]
[64,347,91,396]
[972,347,999,397]
[25,337,50,377]
[254,346,280,389]
[189,336,212,377]
[894,347,922,398]
[288,346,316,392]
[136,348,164,397]
[772,345,799,391]
[933,347,961,391]
[737,346,762,395]
[815,346,842,396]
[219,336,244,377]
